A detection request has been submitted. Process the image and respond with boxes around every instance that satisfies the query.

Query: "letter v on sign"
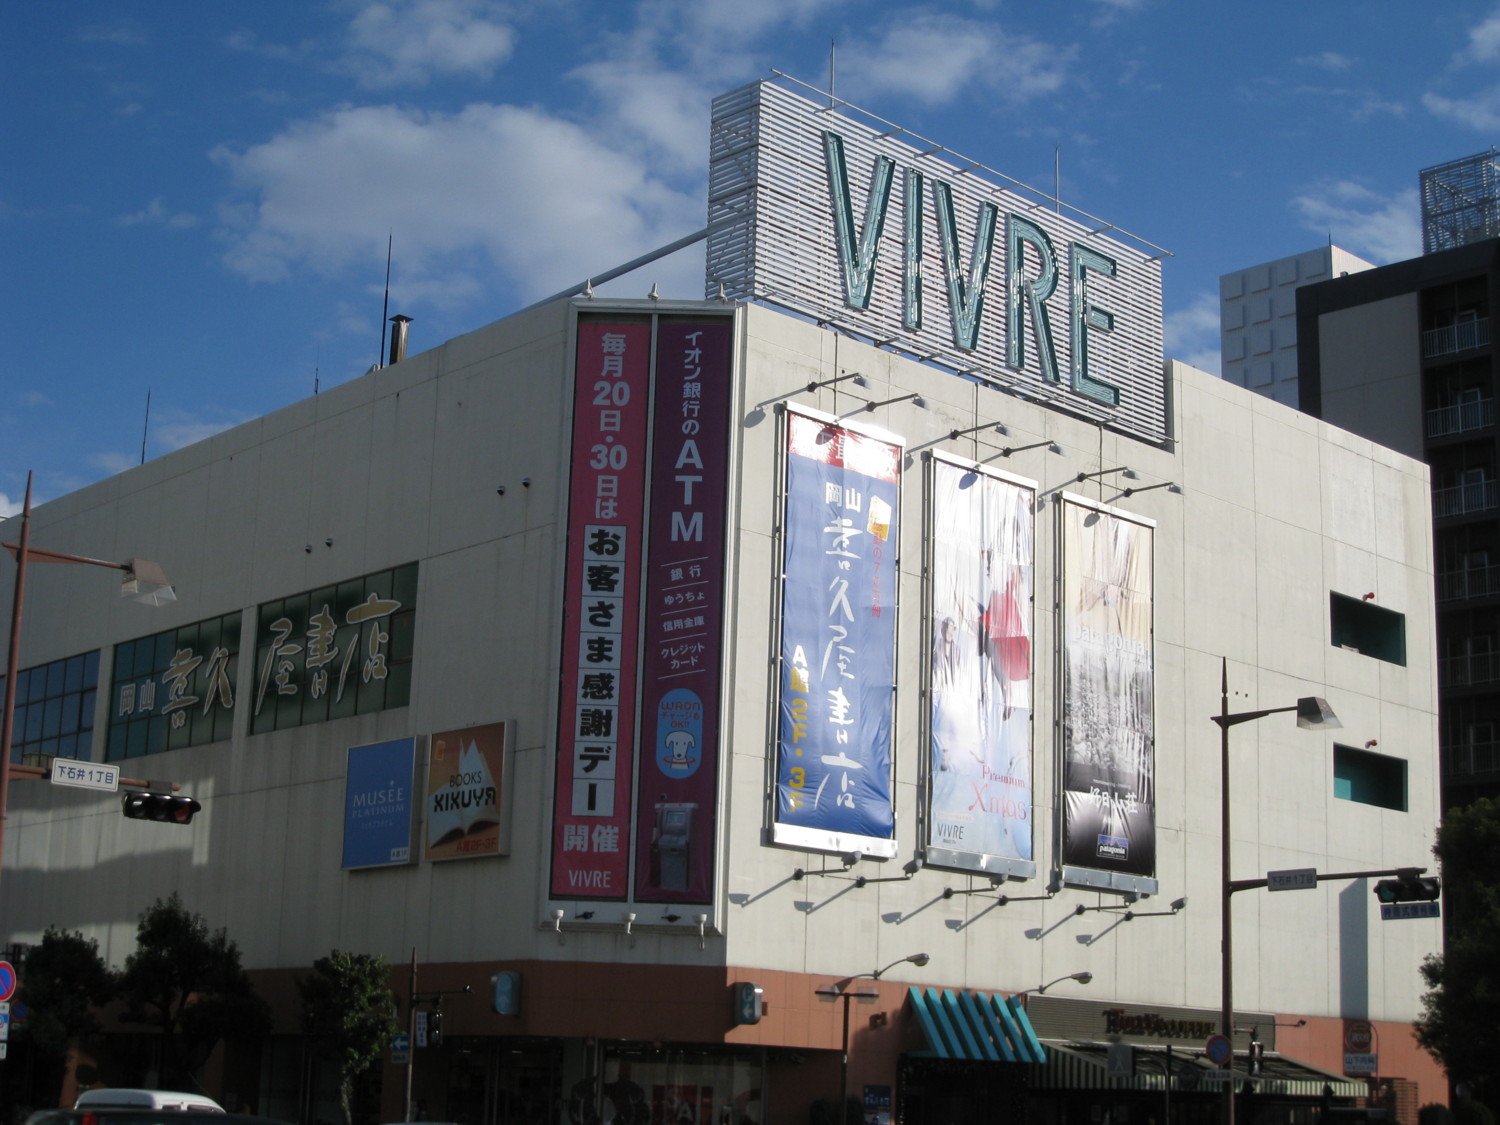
[824,132,894,311]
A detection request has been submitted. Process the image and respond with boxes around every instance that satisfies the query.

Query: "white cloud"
[838,13,1074,107]
[1164,291,1221,376]
[1292,181,1421,264]
[212,102,702,302]
[1457,8,1500,63]
[1296,51,1355,71]
[0,493,20,519]
[1423,86,1500,132]
[18,391,52,407]
[340,0,516,88]
[150,407,253,453]
[117,197,199,229]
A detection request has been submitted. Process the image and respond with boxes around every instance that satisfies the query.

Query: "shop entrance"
[438,1037,564,1125]
[897,1056,1029,1125]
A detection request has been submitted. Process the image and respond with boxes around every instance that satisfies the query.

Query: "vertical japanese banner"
[773,408,901,855]
[550,319,652,899]
[1060,497,1156,881]
[925,455,1035,874]
[634,318,733,903]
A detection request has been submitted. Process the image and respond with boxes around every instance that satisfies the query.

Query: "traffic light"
[122,791,202,825]
[1372,874,1440,903]
[429,1007,443,1047]
[1249,1040,1264,1076]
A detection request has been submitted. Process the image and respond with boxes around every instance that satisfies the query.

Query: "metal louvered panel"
[706,79,1170,444]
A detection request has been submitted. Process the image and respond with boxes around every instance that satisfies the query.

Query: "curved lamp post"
[1211,658,1338,1125]
[1014,970,1093,1002]
[817,953,931,1125]
[0,472,176,900]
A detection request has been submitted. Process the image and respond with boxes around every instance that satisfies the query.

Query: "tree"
[16,927,117,1102]
[117,893,271,1089]
[1414,796,1500,1108]
[297,951,397,1125]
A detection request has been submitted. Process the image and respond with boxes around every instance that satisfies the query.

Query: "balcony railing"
[1433,479,1499,517]
[1437,563,1500,601]
[1440,651,1500,687]
[1442,740,1500,780]
[1426,396,1496,438]
[1423,317,1492,359]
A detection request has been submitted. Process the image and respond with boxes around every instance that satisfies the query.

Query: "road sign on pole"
[1267,867,1318,891]
[0,963,16,1003]
[49,760,121,793]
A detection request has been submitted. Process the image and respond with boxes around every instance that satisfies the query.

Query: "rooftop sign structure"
[706,78,1170,444]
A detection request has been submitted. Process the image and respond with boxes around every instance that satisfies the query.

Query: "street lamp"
[1211,658,1338,1125]
[817,953,930,1125]
[0,471,176,898]
[1014,970,1093,1001]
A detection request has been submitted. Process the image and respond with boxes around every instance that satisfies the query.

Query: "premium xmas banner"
[774,408,901,855]
[926,455,1035,875]
[1060,497,1156,882]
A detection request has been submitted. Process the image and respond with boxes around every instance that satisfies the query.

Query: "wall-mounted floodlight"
[1121,480,1181,498]
[1015,971,1093,1000]
[794,850,863,879]
[854,858,923,888]
[695,913,710,949]
[1001,439,1061,457]
[864,392,925,412]
[949,420,1008,441]
[1076,466,1130,483]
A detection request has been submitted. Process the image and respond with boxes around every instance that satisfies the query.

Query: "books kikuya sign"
[426,722,510,861]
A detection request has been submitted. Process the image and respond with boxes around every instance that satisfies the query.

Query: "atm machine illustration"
[651,801,698,891]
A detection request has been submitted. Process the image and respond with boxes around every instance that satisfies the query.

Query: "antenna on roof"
[829,38,836,108]
[140,387,151,466]
[379,232,393,369]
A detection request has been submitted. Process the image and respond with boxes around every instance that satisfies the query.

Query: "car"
[26,1112,284,1125]
[74,1092,223,1113]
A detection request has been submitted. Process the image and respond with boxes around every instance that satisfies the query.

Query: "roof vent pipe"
[388,315,412,365]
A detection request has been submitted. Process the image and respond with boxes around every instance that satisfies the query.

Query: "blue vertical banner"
[773,408,901,856]
[342,737,417,869]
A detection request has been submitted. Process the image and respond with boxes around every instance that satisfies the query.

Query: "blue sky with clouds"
[6,0,1500,514]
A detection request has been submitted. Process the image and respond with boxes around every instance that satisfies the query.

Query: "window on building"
[106,611,242,761]
[1330,593,1406,665]
[249,562,418,735]
[1333,744,1407,811]
[6,650,99,765]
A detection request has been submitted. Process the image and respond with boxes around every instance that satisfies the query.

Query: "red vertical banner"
[633,319,733,903]
[550,319,653,899]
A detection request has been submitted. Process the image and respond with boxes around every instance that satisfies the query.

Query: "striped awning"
[1027,1042,1367,1098]
[907,986,1047,1063]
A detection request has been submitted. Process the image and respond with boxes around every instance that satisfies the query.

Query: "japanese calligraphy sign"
[633,319,733,904]
[250,564,417,734]
[551,319,653,898]
[1060,496,1156,887]
[774,407,901,856]
[925,454,1036,877]
[426,723,509,861]
[107,612,240,760]
[343,737,417,869]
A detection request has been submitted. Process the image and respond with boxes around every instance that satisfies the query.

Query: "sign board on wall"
[706,80,1167,443]
[426,723,510,861]
[924,454,1036,877]
[342,737,417,868]
[773,407,901,856]
[1059,496,1157,894]
[550,313,736,903]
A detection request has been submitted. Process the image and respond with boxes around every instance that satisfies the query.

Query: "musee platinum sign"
[707,80,1168,443]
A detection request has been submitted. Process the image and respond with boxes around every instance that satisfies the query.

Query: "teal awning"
[907,987,1047,1064]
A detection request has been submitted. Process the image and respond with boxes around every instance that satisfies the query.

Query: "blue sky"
[6,0,1500,514]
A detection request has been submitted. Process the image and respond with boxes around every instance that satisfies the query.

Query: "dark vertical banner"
[774,408,901,855]
[550,319,652,900]
[1060,497,1156,881]
[634,319,733,903]
[925,456,1035,874]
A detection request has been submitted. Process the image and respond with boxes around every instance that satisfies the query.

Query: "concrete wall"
[1316,293,1426,459]
[2,296,1439,1035]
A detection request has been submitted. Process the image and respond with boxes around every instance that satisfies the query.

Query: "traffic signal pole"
[1227,866,1432,894]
